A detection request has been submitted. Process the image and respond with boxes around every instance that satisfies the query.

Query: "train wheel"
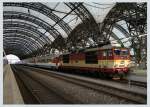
[119,73,125,79]
[57,67,61,72]
[97,72,103,78]
[94,72,99,78]
[98,72,107,78]
[112,74,120,80]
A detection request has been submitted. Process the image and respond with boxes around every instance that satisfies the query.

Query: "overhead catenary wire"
[93,2,115,6]
[110,33,147,42]
[53,3,60,10]
[84,3,114,9]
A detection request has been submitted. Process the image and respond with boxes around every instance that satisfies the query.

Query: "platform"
[3,64,24,104]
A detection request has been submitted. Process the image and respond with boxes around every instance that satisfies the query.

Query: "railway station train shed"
[3,2,147,65]
[3,2,147,104]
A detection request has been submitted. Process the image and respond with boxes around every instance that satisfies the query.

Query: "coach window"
[103,51,107,56]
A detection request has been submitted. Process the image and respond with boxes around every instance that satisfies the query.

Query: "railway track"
[11,66,39,104]
[25,64,147,88]
[12,65,72,104]
[14,65,147,104]
[112,79,147,88]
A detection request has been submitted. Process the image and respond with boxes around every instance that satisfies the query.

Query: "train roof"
[61,44,123,55]
[85,45,110,51]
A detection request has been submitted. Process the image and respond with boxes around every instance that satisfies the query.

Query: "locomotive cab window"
[121,49,129,55]
[114,49,121,55]
[62,54,69,63]
[108,50,113,56]
[114,48,129,56]
[85,51,98,64]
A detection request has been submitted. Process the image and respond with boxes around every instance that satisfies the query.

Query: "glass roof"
[3,2,147,59]
[3,2,115,38]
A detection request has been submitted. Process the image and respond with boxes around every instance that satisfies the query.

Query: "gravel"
[22,68,134,104]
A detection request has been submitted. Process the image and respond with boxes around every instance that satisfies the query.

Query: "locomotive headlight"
[114,64,118,67]
[120,60,124,64]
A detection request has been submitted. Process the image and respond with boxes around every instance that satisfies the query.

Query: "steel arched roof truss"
[3,38,43,58]
[4,36,40,51]
[3,2,72,35]
[66,3,102,44]
[4,29,45,49]
[3,2,146,60]
[100,3,146,40]
[4,43,32,55]
[4,43,34,59]
[100,3,146,63]
[4,36,49,58]
[4,11,61,39]
[4,21,51,44]
[4,40,38,58]
[4,33,43,56]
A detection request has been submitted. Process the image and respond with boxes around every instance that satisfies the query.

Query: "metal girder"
[98,3,146,47]
[101,3,146,40]
[4,21,51,43]
[66,3,102,43]
[4,37,50,58]
[4,24,51,57]
[110,32,124,47]
[52,3,82,28]
[66,22,125,51]
[4,36,40,51]
[4,2,102,58]
[50,36,67,52]
[4,11,61,39]
[3,2,146,62]
[4,43,32,55]
[61,23,89,51]
[3,20,52,55]
[119,3,146,64]
[4,30,44,49]
[45,3,91,52]
[101,3,147,64]
[3,38,38,52]
[112,23,131,45]
[114,23,130,38]
[4,49,26,59]
[4,42,35,58]
[66,3,92,21]
[3,2,72,35]
[4,34,43,56]
[4,47,30,56]
[3,39,43,59]
[3,22,55,54]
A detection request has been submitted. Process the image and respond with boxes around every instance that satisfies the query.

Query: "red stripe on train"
[59,66,129,73]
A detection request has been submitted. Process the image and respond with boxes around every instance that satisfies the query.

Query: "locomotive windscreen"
[121,49,129,55]
[114,49,129,56]
[85,51,98,64]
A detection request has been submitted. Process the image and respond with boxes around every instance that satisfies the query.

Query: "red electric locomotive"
[56,45,130,78]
